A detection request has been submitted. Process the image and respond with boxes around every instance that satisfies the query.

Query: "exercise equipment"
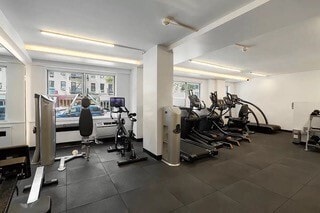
[33,94,92,172]
[305,110,320,151]
[227,93,281,133]
[162,107,181,166]
[32,94,56,166]
[222,94,251,134]
[0,145,57,213]
[55,96,93,171]
[186,91,250,148]
[163,106,218,163]
[208,92,251,143]
[180,106,228,149]
[107,97,147,166]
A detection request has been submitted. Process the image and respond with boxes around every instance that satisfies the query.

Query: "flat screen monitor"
[110,97,125,107]
[231,94,238,101]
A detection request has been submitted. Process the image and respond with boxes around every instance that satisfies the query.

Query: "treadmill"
[180,107,227,149]
[180,138,218,162]
[247,122,281,134]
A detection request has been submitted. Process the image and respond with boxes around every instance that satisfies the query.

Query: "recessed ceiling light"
[40,30,115,47]
[250,72,267,77]
[174,66,248,81]
[189,60,241,72]
[25,44,141,65]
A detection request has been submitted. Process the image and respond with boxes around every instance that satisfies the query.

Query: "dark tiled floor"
[10,132,320,212]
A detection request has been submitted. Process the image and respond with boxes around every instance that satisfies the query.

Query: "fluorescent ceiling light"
[174,66,248,81]
[25,44,141,65]
[189,60,241,72]
[40,30,115,47]
[250,72,267,77]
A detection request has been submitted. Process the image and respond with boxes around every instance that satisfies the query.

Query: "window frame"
[100,83,105,93]
[91,83,96,92]
[60,81,66,91]
[0,66,7,121]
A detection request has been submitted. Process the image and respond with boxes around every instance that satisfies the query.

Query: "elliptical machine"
[208,92,251,143]
[188,91,238,147]
[107,97,147,166]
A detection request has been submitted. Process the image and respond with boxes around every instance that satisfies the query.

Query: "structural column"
[130,66,143,139]
[143,45,173,157]
[216,80,226,99]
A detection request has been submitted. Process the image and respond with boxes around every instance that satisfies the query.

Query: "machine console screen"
[110,97,125,107]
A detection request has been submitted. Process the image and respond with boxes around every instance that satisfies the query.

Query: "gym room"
[1,0,320,212]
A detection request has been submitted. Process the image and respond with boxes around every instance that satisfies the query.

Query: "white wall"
[226,82,236,94]
[26,61,131,146]
[235,70,320,130]
[0,60,25,147]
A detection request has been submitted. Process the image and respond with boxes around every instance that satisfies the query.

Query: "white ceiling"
[174,0,320,79]
[1,0,320,79]
[0,45,11,56]
[0,0,252,62]
[191,16,320,76]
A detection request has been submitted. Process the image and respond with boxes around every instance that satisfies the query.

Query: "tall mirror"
[0,44,26,147]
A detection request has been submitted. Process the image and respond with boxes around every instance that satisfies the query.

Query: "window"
[49,81,54,88]
[173,82,186,107]
[0,67,6,120]
[187,83,200,97]
[60,81,66,91]
[172,81,201,107]
[107,83,114,95]
[100,83,104,93]
[47,70,115,118]
[91,83,96,92]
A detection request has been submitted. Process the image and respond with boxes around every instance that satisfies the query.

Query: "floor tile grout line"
[272,197,293,213]
[286,183,308,200]
[218,184,290,213]
[118,193,130,212]
[243,173,304,199]
[66,194,125,212]
[66,173,111,186]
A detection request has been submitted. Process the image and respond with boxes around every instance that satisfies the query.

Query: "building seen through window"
[47,70,115,118]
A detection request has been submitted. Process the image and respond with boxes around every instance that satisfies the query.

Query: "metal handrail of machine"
[227,92,268,126]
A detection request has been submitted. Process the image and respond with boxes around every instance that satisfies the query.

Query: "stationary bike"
[107,97,147,166]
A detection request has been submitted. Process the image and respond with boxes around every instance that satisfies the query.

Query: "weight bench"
[0,145,57,213]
